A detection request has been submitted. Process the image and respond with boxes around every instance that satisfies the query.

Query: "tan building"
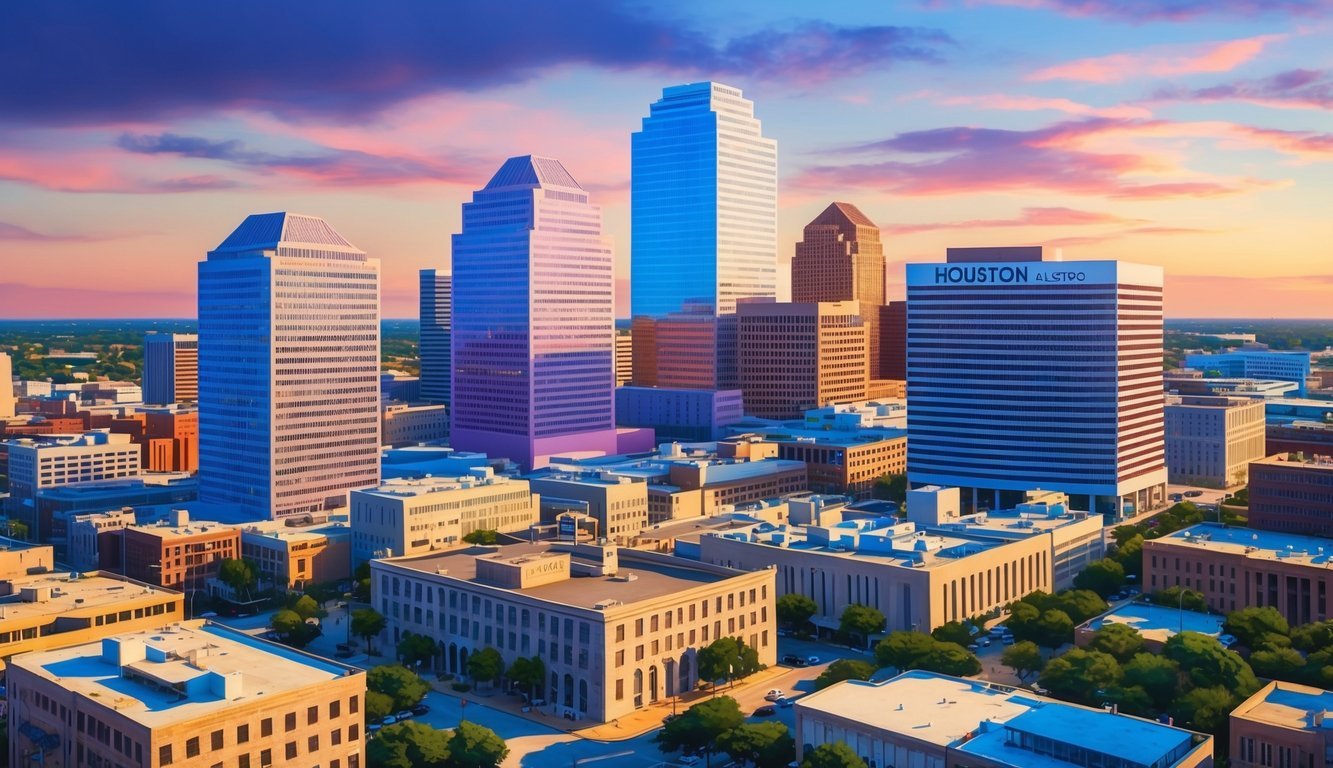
[738,300,867,419]
[1144,522,1333,624]
[372,541,776,723]
[1165,395,1266,488]
[105,511,241,600]
[529,470,650,542]
[615,328,632,387]
[722,429,906,500]
[6,622,365,768]
[381,402,449,447]
[1231,680,1333,768]
[236,515,352,591]
[796,672,1213,768]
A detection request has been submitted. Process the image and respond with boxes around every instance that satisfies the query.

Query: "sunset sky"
[1,0,1330,319]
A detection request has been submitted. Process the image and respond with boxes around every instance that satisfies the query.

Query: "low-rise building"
[1074,602,1225,651]
[795,671,1213,768]
[528,470,650,542]
[6,622,365,768]
[1266,398,1333,427]
[379,444,496,480]
[1248,453,1333,536]
[372,541,775,723]
[1164,373,1299,401]
[381,402,449,447]
[1266,421,1333,457]
[1186,346,1312,396]
[1165,395,1266,488]
[721,428,906,499]
[62,507,137,571]
[614,386,744,442]
[1231,680,1333,768]
[236,515,352,591]
[101,511,240,601]
[350,470,538,563]
[1144,522,1333,624]
[5,430,142,541]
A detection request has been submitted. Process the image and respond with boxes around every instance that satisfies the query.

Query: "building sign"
[558,515,578,540]
[931,266,1087,285]
[907,260,1122,288]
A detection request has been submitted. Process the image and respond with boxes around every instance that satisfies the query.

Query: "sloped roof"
[213,212,357,252]
[483,155,583,191]
[809,201,878,231]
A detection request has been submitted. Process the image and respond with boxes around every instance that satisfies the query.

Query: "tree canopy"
[367,664,430,711]
[1000,640,1044,682]
[697,637,763,688]
[931,621,974,647]
[814,659,877,690]
[717,721,795,768]
[352,608,386,653]
[1224,606,1290,650]
[1038,648,1122,707]
[839,604,886,648]
[874,631,980,676]
[1073,558,1126,597]
[269,609,319,648]
[656,696,744,756]
[447,721,509,768]
[1087,623,1145,663]
[802,741,868,768]
[218,558,257,598]
[398,631,437,669]
[467,647,505,685]
[367,720,450,768]
[462,529,499,545]
[506,656,546,699]
[776,593,818,630]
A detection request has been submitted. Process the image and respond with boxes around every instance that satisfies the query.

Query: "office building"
[794,671,1212,768]
[1165,395,1266,488]
[1266,398,1333,427]
[450,156,618,470]
[142,333,198,405]
[528,470,650,542]
[419,268,451,404]
[102,511,239,603]
[100,407,199,473]
[879,301,907,381]
[738,300,868,419]
[1267,420,1333,456]
[615,386,744,442]
[615,328,633,387]
[0,351,14,418]
[381,402,449,447]
[350,470,538,563]
[5,430,141,541]
[6,622,365,768]
[720,428,906,500]
[60,507,136,571]
[1185,345,1312,396]
[372,541,775,722]
[199,212,381,520]
[1144,522,1333,624]
[380,371,420,403]
[906,247,1167,515]
[1248,454,1333,536]
[1165,372,1298,400]
[236,516,351,591]
[1232,681,1333,768]
[631,82,777,390]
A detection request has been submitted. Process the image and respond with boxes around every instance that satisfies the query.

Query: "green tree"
[218,558,258,600]
[717,721,795,768]
[802,741,868,768]
[1151,586,1207,613]
[875,631,935,670]
[467,647,505,687]
[931,621,973,647]
[1290,620,1333,652]
[1114,534,1145,579]
[4,519,30,540]
[776,593,818,631]
[1000,640,1044,682]
[269,609,318,648]
[1034,609,1075,648]
[696,637,763,690]
[506,656,546,701]
[366,720,450,768]
[872,473,907,505]
[1052,590,1109,624]
[367,664,430,711]
[353,560,372,602]
[1224,606,1290,650]
[1006,601,1042,644]
[839,604,886,649]
[1122,653,1182,710]
[1088,623,1145,663]
[447,721,509,768]
[814,659,877,690]
[352,608,387,654]
[291,594,321,621]
[397,631,437,670]
[366,690,396,722]
[1250,647,1307,683]
[1173,685,1240,734]
[656,696,745,757]
[1162,632,1259,693]
[1038,649,1122,706]
[1074,559,1126,597]
[462,529,499,545]
[922,642,982,677]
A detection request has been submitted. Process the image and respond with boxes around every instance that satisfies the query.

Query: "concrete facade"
[1249,454,1333,536]
[738,300,868,420]
[1231,681,1333,768]
[528,470,650,542]
[5,430,142,541]
[614,386,744,442]
[381,402,449,447]
[1165,395,1266,488]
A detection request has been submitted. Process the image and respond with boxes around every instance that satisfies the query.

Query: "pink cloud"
[935,94,1152,119]
[1030,35,1282,83]
[0,283,194,319]
[885,206,1136,234]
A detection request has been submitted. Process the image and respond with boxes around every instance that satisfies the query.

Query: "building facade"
[615,328,633,387]
[450,156,618,470]
[724,429,906,500]
[199,212,381,520]
[419,268,451,404]
[381,402,449,447]
[1231,681,1333,768]
[614,386,744,442]
[1164,395,1266,488]
[1248,454,1333,536]
[738,300,868,420]
[630,82,777,390]
[237,516,351,591]
[528,470,650,542]
[906,248,1167,515]
[5,430,142,541]
[1185,346,1312,396]
[106,512,240,600]
[1,351,15,418]
[879,301,907,381]
[142,333,198,405]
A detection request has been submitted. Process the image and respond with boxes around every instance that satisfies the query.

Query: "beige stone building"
[380,402,449,447]
[235,515,352,590]
[528,470,650,542]
[6,621,366,768]
[738,300,868,419]
[371,541,775,723]
[1231,680,1333,768]
[1164,395,1266,488]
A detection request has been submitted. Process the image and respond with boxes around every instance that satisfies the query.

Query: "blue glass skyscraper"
[419,269,451,404]
[631,82,777,390]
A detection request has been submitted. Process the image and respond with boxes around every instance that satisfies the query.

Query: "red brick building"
[1249,454,1333,536]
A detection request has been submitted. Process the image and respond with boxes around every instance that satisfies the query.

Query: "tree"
[397,631,437,670]
[1152,586,1207,613]
[802,741,868,768]
[1291,620,1333,652]
[1250,647,1306,683]
[366,690,396,722]
[776,593,818,631]
[506,656,546,700]
[270,609,318,648]
[467,647,505,687]
[447,721,509,768]
[291,594,321,621]
[353,560,372,602]
[367,720,450,768]
[657,696,744,757]
[872,473,907,505]
[717,721,795,768]
[931,621,973,647]
[1173,685,1239,734]
[1122,653,1182,710]
[1114,534,1145,579]
[1224,606,1290,650]
[875,631,936,670]
[1001,640,1044,682]
[367,664,430,711]
[839,604,885,649]
[1006,601,1042,644]
[218,558,257,600]
[1051,590,1109,624]
[1074,559,1126,597]
[922,642,982,677]
[1038,649,1122,706]
[1034,609,1075,649]
[814,659,877,690]
[462,529,499,545]
[4,519,29,540]
[1088,623,1145,663]
[1162,632,1259,694]
[697,637,763,690]
[352,608,386,654]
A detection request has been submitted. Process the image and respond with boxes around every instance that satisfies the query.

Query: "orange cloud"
[1030,35,1282,83]
[936,93,1152,118]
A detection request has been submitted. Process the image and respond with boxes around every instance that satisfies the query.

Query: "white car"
[764,689,785,701]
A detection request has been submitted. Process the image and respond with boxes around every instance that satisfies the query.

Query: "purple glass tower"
[449,156,619,470]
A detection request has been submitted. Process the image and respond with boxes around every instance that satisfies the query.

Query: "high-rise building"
[142,333,198,405]
[198,212,381,520]
[631,82,777,390]
[0,351,15,418]
[738,300,868,419]
[792,202,886,376]
[450,156,618,470]
[1164,395,1266,488]
[880,301,907,381]
[419,268,451,404]
[905,247,1167,515]
[615,328,632,386]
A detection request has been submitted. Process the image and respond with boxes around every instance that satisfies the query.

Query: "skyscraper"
[905,247,1167,515]
[630,82,777,390]
[792,202,886,379]
[419,269,451,404]
[738,300,868,419]
[198,212,381,520]
[0,351,14,419]
[142,333,198,405]
[449,156,618,470]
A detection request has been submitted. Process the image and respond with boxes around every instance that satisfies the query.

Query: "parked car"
[411,704,430,716]
[380,715,398,726]
[368,722,383,734]
[1002,634,1016,645]
[805,655,821,665]
[764,689,785,701]
[1169,493,1184,502]
[753,705,777,717]
[777,697,794,708]
[967,643,980,653]
[395,710,414,721]
[1218,634,1238,648]
[1184,490,1204,498]
[989,625,1008,637]
[977,637,991,647]
[781,654,807,667]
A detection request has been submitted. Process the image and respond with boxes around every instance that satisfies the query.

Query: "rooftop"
[1234,681,1333,732]
[484,155,583,192]
[1253,453,1333,469]
[1082,602,1224,645]
[0,573,179,627]
[11,622,360,728]
[1154,522,1333,566]
[707,518,1005,569]
[726,426,907,449]
[211,212,359,253]
[356,472,518,499]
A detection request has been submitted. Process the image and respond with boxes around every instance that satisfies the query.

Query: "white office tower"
[198,213,381,520]
[419,269,451,404]
[905,247,1167,517]
[0,351,14,418]
[142,333,198,404]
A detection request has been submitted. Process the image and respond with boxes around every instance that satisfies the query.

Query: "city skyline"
[2,1,1330,320]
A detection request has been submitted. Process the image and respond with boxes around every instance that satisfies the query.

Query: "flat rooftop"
[1253,453,1333,469]
[357,473,519,498]
[1235,681,1333,732]
[1156,523,1333,566]
[12,622,359,728]
[799,672,1202,768]
[0,573,179,625]
[709,519,1006,569]
[382,544,737,609]
[727,427,907,448]
[1083,602,1224,645]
